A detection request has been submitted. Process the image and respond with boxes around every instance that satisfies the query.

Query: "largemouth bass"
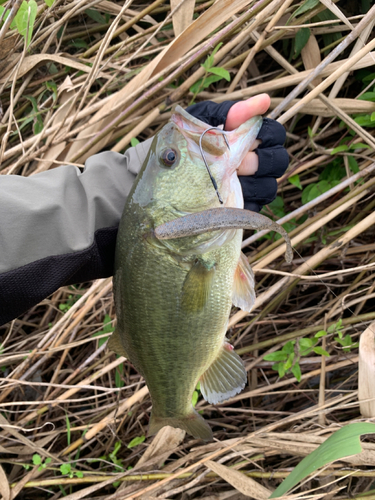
[109,106,292,440]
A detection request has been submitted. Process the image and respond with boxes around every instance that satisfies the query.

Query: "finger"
[237,151,259,176]
[225,94,271,131]
[249,139,261,151]
[257,118,286,148]
[256,146,289,178]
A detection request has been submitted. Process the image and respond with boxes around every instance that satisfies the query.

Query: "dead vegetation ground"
[1,0,375,498]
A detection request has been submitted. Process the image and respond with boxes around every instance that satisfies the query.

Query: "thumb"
[225,94,270,131]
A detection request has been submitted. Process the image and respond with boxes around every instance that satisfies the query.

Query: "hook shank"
[199,127,230,205]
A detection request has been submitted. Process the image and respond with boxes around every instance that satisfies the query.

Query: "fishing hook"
[199,127,230,205]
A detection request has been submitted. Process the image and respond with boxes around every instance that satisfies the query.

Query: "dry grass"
[1,0,375,498]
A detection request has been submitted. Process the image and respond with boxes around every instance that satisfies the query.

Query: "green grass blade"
[270,423,375,498]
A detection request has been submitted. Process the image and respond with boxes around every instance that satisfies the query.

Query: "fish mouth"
[171,105,229,157]
[171,105,263,174]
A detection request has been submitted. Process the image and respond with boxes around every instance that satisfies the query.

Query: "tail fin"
[149,409,212,441]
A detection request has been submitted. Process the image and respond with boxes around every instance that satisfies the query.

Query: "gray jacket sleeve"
[0,139,152,326]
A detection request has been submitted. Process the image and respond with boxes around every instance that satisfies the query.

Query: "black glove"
[186,101,289,212]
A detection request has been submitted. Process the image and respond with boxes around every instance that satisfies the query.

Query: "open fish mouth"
[171,105,262,171]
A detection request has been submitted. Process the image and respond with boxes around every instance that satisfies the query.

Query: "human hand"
[187,95,289,212]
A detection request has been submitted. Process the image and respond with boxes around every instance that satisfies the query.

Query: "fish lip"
[171,106,229,157]
[172,105,213,130]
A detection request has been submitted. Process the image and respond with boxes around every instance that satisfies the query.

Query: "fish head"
[132,105,262,215]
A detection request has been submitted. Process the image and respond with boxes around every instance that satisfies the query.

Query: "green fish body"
[109,107,263,440]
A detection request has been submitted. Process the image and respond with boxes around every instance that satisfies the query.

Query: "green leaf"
[130,137,140,147]
[60,463,71,475]
[15,0,37,47]
[192,390,199,406]
[207,66,230,81]
[292,0,319,18]
[281,341,295,354]
[25,95,38,112]
[66,413,71,447]
[299,338,313,350]
[34,118,43,135]
[350,142,370,150]
[328,319,342,334]
[263,352,288,361]
[313,346,330,356]
[354,114,375,128]
[302,180,333,204]
[202,43,223,70]
[202,75,223,88]
[301,184,316,204]
[49,62,59,74]
[357,92,375,102]
[76,471,84,478]
[371,111,375,122]
[319,160,345,182]
[70,39,89,48]
[102,314,115,333]
[270,423,375,497]
[284,353,294,371]
[331,144,349,155]
[127,435,145,449]
[202,57,213,71]
[268,197,285,218]
[45,80,58,101]
[0,5,9,21]
[291,363,301,382]
[44,0,54,7]
[340,334,354,347]
[91,314,114,347]
[211,42,223,58]
[32,454,42,465]
[361,71,375,82]
[288,174,302,190]
[293,28,310,59]
[112,441,121,457]
[348,156,359,173]
[314,330,327,338]
[189,74,222,93]
[85,8,107,24]
[274,362,285,378]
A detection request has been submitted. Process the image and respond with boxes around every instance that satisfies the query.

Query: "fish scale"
[109,106,292,440]
[115,214,240,412]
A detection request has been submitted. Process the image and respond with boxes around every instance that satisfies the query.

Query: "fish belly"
[114,212,241,422]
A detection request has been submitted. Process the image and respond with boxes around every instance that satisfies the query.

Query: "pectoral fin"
[232,252,256,312]
[181,260,215,311]
[154,208,293,263]
[200,343,247,404]
[107,330,128,358]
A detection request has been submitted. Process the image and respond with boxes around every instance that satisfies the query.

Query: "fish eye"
[160,148,178,167]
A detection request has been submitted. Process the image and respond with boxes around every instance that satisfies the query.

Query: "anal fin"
[107,330,128,358]
[232,252,255,312]
[200,343,247,404]
[181,259,215,312]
